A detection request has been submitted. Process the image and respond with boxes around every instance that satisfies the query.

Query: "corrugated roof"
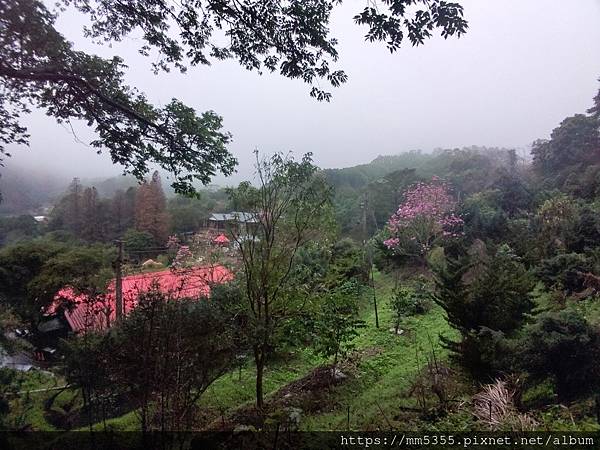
[48,266,233,333]
[209,211,258,223]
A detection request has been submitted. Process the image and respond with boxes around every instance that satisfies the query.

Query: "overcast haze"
[6,0,600,185]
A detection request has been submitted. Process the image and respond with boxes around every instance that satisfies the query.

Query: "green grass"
[5,370,65,431]
[200,348,325,413]
[301,271,457,430]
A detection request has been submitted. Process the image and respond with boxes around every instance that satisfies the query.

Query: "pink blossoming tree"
[383,177,463,258]
[171,245,194,271]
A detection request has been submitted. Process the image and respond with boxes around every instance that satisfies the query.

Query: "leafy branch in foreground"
[1,0,467,194]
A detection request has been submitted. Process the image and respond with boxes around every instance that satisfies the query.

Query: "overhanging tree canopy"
[1,0,467,194]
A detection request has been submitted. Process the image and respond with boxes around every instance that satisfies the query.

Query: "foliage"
[1,0,235,194]
[326,147,529,239]
[534,194,579,257]
[519,310,600,400]
[390,286,414,332]
[48,179,139,243]
[0,368,20,430]
[0,239,114,322]
[167,195,213,234]
[384,177,463,258]
[110,188,137,238]
[61,332,116,429]
[312,281,365,367]
[327,238,368,285]
[226,151,334,408]
[532,114,600,182]
[171,245,194,270]
[390,279,432,332]
[134,171,169,245]
[459,191,508,243]
[1,0,468,193]
[535,253,592,294]
[63,289,237,432]
[432,243,534,373]
[123,228,155,255]
[0,306,25,353]
[0,215,39,246]
[0,239,66,320]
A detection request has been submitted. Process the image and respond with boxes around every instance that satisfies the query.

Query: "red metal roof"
[48,266,232,333]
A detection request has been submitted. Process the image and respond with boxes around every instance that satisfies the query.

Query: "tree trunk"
[254,347,264,409]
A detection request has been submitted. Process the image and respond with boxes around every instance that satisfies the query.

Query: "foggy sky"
[6,0,600,186]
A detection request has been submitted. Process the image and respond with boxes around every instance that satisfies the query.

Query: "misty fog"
[5,0,600,184]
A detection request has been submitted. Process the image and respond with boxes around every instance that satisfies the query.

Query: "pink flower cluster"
[384,177,463,253]
[383,237,400,248]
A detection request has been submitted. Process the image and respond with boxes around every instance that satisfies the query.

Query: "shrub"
[390,286,414,332]
[535,253,592,294]
[518,310,600,400]
[313,281,365,367]
[390,278,433,331]
[433,243,534,373]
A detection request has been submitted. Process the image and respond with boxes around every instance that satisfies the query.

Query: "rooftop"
[47,265,233,333]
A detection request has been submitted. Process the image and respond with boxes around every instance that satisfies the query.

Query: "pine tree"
[64,177,83,235]
[111,188,136,238]
[80,187,101,241]
[135,171,169,245]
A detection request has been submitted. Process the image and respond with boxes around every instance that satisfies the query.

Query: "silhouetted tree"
[1,0,467,193]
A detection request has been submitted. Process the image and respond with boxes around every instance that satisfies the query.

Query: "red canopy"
[213,234,230,244]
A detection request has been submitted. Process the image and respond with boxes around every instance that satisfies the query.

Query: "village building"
[207,211,258,233]
[42,265,232,335]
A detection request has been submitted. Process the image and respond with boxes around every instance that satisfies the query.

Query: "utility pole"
[114,239,124,321]
[361,192,379,328]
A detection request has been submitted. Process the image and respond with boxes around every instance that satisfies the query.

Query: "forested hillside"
[325,146,523,238]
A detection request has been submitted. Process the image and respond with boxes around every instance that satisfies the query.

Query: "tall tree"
[63,291,237,432]
[51,177,84,236]
[432,243,534,373]
[1,0,467,194]
[531,114,600,176]
[383,177,463,261]
[135,171,169,245]
[111,187,136,237]
[227,151,333,408]
[589,77,600,120]
[80,186,102,241]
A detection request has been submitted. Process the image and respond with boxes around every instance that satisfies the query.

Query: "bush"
[460,191,508,243]
[390,278,433,331]
[328,238,367,284]
[123,228,156,260]
[519,310,600,400]
[390,286,414,332]
[63,291,238,431]
[313,281,365,366]
[535,253,592,294]
[433,243,534,373]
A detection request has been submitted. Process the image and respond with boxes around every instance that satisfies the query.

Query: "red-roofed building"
[46,265,232,334]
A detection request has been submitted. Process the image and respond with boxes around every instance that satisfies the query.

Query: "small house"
[207,212,258,233]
